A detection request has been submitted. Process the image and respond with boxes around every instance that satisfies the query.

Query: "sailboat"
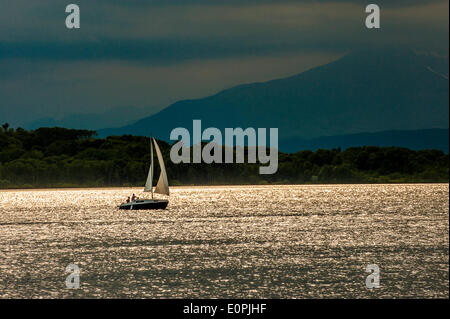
[119,137,169,210]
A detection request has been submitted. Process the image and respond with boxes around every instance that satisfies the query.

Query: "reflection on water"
[0,184,448,298]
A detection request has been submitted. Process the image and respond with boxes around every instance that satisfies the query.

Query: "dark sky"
[0,0,448,126]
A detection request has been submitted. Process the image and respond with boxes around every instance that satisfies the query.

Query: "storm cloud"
[0,0,448,127]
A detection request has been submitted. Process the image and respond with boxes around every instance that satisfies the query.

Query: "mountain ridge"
[98,49,449,151]
[280,128,449,153]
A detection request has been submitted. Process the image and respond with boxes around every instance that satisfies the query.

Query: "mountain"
[280,128,449,153]
[98,49,449,151]
[24,106,154,130]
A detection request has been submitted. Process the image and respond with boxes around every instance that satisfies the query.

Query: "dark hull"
[119,199,168,210]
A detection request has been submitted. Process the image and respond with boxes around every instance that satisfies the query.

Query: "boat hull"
[119,199,168,210]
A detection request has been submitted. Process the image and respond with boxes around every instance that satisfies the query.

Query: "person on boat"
[131,194,136,202]
[126,196,130,203]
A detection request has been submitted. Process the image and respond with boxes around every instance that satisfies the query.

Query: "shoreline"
[1,182,449,192]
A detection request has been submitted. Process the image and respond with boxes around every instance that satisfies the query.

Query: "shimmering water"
[0,184,448,298]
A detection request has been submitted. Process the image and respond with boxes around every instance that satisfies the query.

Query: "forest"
[0,125,448,188]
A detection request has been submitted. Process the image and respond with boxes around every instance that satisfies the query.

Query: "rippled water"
[0,184,448,298]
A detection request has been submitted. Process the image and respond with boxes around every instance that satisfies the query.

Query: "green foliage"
[0,127,448,188]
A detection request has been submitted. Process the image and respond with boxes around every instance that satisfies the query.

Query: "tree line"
[0,126,448,188]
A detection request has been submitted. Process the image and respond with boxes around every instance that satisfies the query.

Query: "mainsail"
[143,137,169,196]
[153,138,170,196]
[144,138,154,192]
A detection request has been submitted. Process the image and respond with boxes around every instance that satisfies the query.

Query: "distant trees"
[0,127,448,188]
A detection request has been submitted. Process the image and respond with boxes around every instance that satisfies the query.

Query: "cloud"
[1,1,447,63]
[0,0,448,126]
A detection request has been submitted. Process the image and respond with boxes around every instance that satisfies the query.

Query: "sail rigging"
[144,138,154,193]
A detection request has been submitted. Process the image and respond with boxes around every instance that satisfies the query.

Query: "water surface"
[0,184,448,298]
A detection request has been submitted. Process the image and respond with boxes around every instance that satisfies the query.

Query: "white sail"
[152,138,170,196]
[143,138,154,192]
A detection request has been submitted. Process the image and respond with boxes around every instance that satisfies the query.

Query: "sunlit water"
[0,184,448,298]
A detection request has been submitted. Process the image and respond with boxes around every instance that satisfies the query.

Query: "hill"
[0,127,448,188]
[280,129,449,153]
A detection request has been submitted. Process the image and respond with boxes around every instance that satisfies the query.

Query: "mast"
[150,135,154,199]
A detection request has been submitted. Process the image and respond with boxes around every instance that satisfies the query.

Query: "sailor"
[131,194,136,202]
[126,196,130,203]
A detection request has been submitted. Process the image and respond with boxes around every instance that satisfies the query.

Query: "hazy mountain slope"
[279,128,449,153]
[24,106,155,130]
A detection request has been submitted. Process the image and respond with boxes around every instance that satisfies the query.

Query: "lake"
[0,184,448,298]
